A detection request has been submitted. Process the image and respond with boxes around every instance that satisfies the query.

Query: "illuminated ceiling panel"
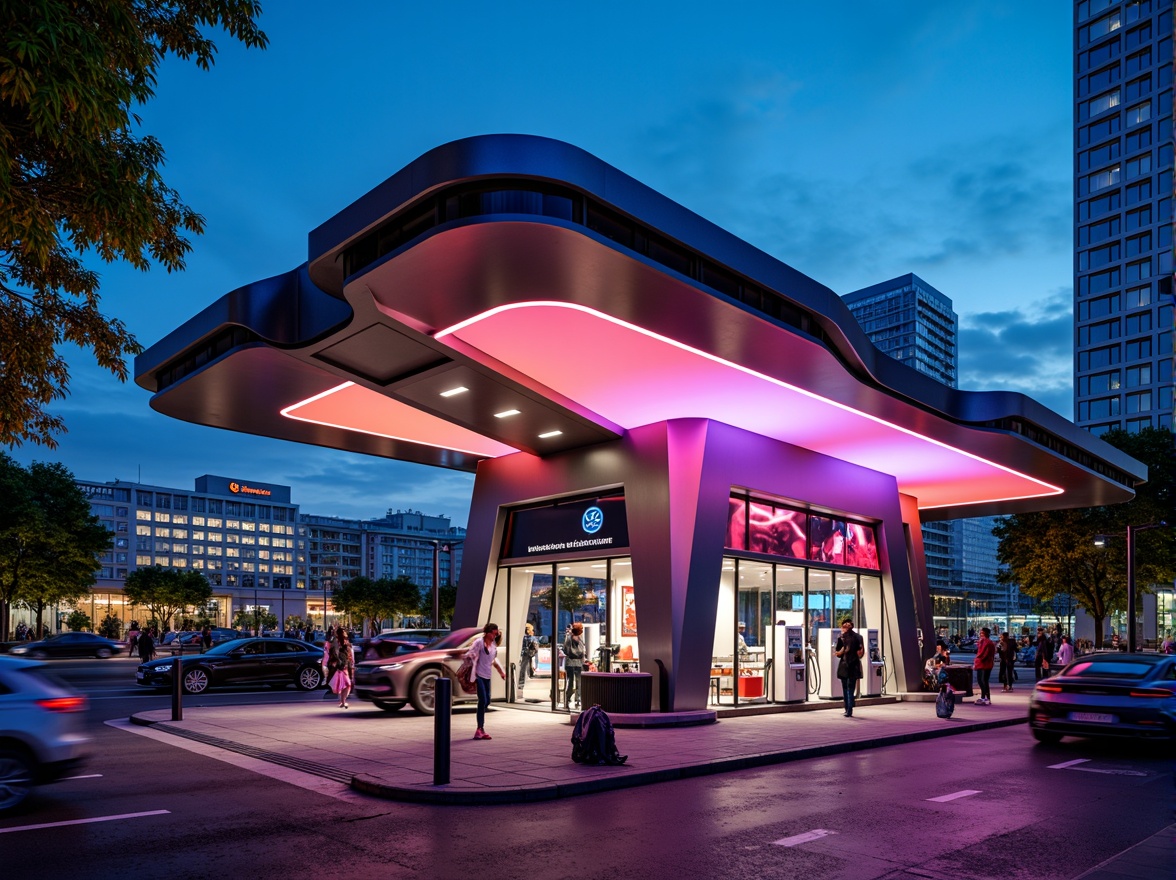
[281,382,519,458]
[435,302,1062,510]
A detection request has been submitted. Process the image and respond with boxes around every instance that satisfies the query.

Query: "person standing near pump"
[834,618,864,717]
[563,622,586,710]
[972,627,995,704]
[516,623,538,701]
[466,623,506,740]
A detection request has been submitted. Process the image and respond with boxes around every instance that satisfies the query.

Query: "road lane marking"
[1048,758,1147,777]
[773,829,837,847]
[105,719,374,804]
[0,810,169,835]
[927,790,981,802]
[1049,759,1090,769]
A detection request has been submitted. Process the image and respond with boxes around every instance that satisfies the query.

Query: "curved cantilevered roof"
[135,134,1144,520]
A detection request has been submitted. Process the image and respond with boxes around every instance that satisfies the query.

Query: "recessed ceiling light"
[538,430,563,439]
[494,409,521,418]
[439,386,468,397]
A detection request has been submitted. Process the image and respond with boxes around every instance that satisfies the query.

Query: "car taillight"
[1128,688,1174,699]
[36,696,88,713]
[1036,682,1063,693]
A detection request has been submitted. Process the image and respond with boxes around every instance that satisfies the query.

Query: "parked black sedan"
[9,632,124,660]
[136,637,324,694]
[1029,651,1176,743]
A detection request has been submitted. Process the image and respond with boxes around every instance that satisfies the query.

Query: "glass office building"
[1073,0,1173,435]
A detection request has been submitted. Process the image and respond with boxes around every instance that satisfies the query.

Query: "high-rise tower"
[1074,0,1174,434]
[843,274,1006,633]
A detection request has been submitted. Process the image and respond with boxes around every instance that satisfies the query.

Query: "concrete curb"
[348,714,1026,805]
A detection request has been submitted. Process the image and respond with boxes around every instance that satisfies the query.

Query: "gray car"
[0,656,92,813]
[353,627,482,714]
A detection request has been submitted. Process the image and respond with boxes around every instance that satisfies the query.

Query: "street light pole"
[430,539,464,628]
[1105,521,1168,654]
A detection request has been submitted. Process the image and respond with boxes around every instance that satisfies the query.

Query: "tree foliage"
[123,565,212,632]
[536,577,593,619]
[0,1,268,447]
[333,575,424,625]
[995,428,1175,646]
[0,453,108,638]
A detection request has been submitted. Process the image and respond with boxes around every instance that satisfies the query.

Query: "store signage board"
[503,495,629,559]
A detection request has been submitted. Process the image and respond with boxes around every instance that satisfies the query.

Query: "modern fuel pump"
[864,628,883,697]
[816,627,842,700]
[772,624,807,702]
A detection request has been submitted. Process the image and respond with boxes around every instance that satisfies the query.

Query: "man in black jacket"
[835,619,864,717]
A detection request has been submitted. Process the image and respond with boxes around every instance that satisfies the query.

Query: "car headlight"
[151,665,172,672]
[10,646,28,654]
[376,663,405,671]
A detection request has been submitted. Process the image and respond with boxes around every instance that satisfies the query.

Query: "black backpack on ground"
[571,705,628,766]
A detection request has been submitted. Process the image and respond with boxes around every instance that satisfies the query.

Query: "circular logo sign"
[582,506,603,534]
[229,482,241,493]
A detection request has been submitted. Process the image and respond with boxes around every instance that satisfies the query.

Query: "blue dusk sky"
[10,1,1078,526]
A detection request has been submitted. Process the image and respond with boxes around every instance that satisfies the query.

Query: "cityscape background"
[5,2,1172,636]
[8,2,1082,528]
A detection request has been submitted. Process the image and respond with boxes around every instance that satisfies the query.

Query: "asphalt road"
[3,659,1171,880]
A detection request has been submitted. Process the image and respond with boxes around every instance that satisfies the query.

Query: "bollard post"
[171,638,183,721]
[433,675,451,785]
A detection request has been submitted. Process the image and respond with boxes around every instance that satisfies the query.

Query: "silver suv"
[0,656,92,813]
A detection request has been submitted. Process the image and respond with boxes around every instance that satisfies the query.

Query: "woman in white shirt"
[465,622,506,740]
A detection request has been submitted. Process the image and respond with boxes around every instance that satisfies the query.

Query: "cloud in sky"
[959,289,1075,418]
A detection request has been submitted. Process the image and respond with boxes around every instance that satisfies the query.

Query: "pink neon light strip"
[438,301,1064,507]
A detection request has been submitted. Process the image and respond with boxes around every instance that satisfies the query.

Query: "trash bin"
[943,666,974,697]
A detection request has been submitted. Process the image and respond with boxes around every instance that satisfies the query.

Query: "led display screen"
[809,516,846,564]
[726,497,747,550]
[845,522,880,570]
[728,493,880,571]
[749,503,808,559]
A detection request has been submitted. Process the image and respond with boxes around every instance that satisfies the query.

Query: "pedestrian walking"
[465,622,506,740]
[516,623,538,701]
[200,624,212,653]
[1034,627,1053,680]
[997,631,1017,692]
[972,627,995,704]
[138,628,155,663]
[328,628,355,708]
[563,622,586,709]
[1055,635,1074,669]
[834,618,864,717]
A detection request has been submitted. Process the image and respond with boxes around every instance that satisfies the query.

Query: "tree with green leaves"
[64,609,91,632]
[0,453,108,639]
[535,576,593,624]
[0,2,268,447]
[232,606,276,633]
[995,428,1175,647]
[123,565,212,633]
[333,575,423,629]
